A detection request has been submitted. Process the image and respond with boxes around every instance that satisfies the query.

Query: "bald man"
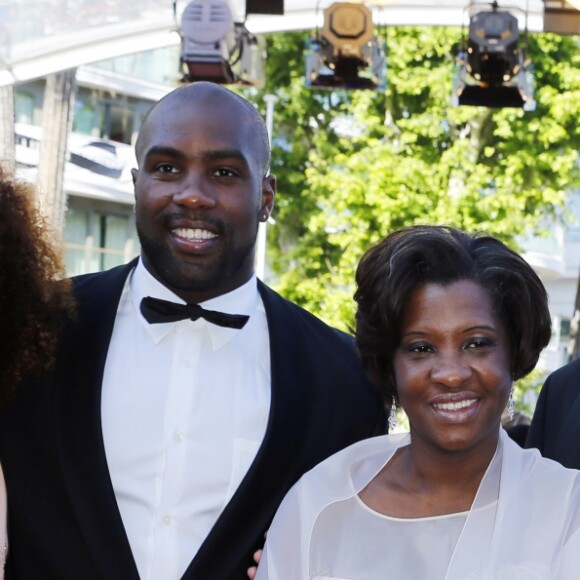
[0,82,384,580]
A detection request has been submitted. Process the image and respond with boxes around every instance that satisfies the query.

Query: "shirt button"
[174,432,184,443]
[180,357,192,367]
[163,515,172,525]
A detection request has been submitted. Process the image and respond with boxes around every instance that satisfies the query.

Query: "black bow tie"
[140,296,249,329]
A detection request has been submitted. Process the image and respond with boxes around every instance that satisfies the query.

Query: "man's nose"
[173,174,216,209]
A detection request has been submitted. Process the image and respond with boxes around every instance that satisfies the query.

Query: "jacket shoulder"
[258,282,355,348]
[72,259,137,288]
[546,358,580,387]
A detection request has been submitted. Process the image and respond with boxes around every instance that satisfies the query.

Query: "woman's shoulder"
[503,431,580,491]
[297,433,410,497]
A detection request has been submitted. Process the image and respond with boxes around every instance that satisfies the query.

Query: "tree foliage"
[240,27,580,331]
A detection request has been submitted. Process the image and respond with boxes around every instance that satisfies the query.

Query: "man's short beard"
[137,227,258,297]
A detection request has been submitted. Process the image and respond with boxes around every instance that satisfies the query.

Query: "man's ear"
[261,174,276,219]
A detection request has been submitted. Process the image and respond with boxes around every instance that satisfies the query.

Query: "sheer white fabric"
[310,498,479,578]
[255,430,580,580]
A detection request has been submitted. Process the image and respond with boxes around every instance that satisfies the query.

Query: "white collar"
[130,258,260,349]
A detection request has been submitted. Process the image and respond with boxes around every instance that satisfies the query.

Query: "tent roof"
[0,0,546,87]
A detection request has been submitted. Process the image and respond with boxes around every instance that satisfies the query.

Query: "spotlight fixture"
[179,0,265,87]
[305,2,386,90]
[451,1,535,110]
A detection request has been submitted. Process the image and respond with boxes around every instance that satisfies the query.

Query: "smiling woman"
[390,280,512,469]
[255,225,580,580]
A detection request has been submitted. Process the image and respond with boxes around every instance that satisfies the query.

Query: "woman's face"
[393,280,512,456]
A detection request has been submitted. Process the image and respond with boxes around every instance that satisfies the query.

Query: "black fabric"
[140,296,249,329]
[0,260,386,580]
[526,357,580,470]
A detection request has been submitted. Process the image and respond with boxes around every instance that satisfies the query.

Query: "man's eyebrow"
[143,146,250,166]
[143,146,186,161]
[202,149,249,166]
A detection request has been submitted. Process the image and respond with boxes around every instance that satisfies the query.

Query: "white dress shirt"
[101,260,271,580]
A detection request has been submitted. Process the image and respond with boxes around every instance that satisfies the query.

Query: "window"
[73,100,96,136]
[64,204,138,276]
[14,91,35,124]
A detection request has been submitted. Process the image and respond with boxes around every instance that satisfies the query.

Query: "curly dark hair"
[354,225,552,401]
[0,166,74,405]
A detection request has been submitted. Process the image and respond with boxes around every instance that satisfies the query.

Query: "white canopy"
[0,0,546,87]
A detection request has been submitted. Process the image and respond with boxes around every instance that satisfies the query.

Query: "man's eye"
[156,164,179,174]
[213,168,238,178]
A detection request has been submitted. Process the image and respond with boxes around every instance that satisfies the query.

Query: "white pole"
[255,93,278,281]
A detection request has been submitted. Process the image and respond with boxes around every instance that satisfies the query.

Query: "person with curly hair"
[0,165,74,576]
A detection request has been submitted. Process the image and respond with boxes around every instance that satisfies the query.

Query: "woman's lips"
[430,396,480,423]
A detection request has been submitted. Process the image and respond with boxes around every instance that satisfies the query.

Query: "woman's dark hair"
[0,166,74,405]
[354,225,552,399]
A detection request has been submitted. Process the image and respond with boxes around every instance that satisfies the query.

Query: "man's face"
[132,90,275,304]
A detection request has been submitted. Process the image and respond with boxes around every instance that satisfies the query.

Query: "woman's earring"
[388,396,398,431]
[508,386,515,421]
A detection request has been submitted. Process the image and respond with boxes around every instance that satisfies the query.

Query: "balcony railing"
[64,237,138,276]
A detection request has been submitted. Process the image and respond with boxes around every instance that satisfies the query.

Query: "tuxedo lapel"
[54,261,140,579]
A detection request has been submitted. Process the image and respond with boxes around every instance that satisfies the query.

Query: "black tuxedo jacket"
[0,260,385,579]
[526,358,580,470]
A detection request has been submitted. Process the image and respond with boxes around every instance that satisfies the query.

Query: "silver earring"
[508,386,515,421]
[388,396,398,431]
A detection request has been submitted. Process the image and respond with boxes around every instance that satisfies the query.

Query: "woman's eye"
[464,337,494,350]
[406,342,433,354]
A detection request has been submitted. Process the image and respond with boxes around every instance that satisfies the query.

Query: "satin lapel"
[558,389,580,469]
[182,281,317,578]
[54,261,140,579]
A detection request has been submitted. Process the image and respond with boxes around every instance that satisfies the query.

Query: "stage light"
[179,0,265,87]
[452,2,535,110]
[305,2,386,90]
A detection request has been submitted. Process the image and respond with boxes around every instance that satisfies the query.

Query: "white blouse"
[310,497,484,579]
[256,431,580,580]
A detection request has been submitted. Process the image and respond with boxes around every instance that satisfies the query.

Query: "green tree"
[240,27,580,331]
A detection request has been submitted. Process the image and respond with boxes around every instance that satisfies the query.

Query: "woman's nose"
[429,355,473,387]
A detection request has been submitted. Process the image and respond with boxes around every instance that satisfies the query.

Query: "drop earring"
[388,396,398,431]
[508,386,515,421]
